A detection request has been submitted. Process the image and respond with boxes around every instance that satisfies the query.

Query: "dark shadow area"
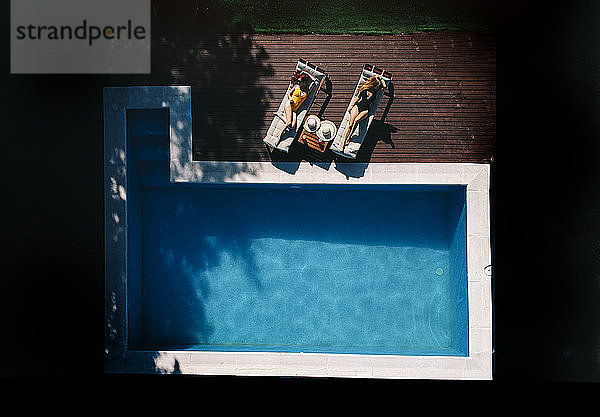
[157,184,459,249]
[293,142,334,170]
[96,1,273,166]
[315,77,334,119]
[172,359,182,374]
[332,121,397,180]
[2,245,104,377]
[356,120,399,161]
[380,82,395,122]
[306,158,333,172]
[150,1,274,162]
[495,0,600,382]
[266,146,302,174]
[1,0,106,376]
[268,160,301,175]
[333,161,369,180]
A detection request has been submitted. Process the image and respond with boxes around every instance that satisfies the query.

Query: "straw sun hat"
[304,115,320,133]
[317,120,337,142]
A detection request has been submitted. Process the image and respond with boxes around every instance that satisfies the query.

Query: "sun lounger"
[330,64,392,159]
[263,59,328,153]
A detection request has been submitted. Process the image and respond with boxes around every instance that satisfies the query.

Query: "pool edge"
[104,86,493,380]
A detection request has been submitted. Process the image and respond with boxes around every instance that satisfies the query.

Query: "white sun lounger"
[263,59,328,153]
[330,64,392,159]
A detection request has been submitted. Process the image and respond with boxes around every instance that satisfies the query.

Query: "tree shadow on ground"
[138,188,266,349]
[149,0,274,162]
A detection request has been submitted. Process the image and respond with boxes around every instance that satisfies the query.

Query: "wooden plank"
[157,32,496,163]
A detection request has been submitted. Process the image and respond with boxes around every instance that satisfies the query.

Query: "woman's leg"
[275,99,294,145]
[347,110,369,142]
[342,107,369,149]
[291,110,297,129]
[353,109,369,129]
[283,99,293,128]
[341,106,359,148]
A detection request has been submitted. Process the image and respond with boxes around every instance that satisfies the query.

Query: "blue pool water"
[125,110,469,356]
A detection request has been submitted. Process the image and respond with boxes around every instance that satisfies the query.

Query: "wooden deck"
[153,32,495,163]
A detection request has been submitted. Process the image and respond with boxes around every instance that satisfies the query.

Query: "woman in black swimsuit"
[340,75,387,151]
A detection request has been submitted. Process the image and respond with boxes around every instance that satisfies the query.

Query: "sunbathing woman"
[275,69,317,145]
[339,75,387,151]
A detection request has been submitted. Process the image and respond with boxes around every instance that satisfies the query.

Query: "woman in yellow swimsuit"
[276,70,316,144]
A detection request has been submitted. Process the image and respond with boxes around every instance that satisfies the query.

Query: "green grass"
[219,0,496,34]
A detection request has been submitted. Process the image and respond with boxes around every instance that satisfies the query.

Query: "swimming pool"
[123,108,468,357]
[129,182,468,356]
[104,86,492,379]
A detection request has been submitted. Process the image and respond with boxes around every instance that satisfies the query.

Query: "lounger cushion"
[330,68,391,159]
[263,61,326,152]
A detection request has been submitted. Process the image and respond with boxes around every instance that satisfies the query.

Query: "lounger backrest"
[293,60,327,113]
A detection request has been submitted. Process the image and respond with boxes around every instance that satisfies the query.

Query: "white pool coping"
[104,86,493,380]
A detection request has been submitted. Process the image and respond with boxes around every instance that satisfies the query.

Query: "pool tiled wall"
[104,86,493,379]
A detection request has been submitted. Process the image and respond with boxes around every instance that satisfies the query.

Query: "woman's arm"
[288,83,298,98]
[303,71,317,91]
[378,78,387,95]
[304,71,317,82]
